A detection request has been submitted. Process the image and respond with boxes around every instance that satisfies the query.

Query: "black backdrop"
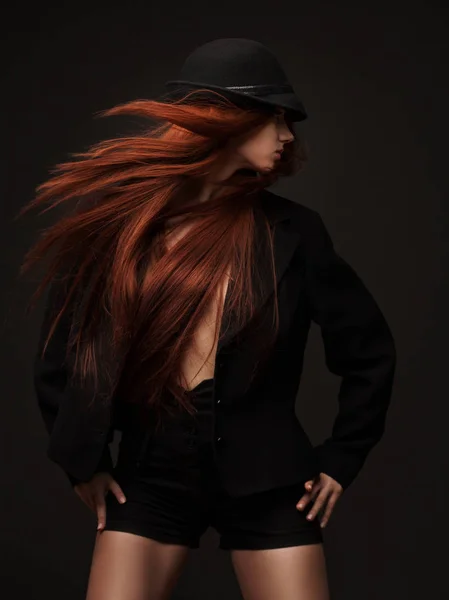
[2,2,448,599]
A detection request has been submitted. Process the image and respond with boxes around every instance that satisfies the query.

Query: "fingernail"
[307,514,313,520]
[297,503,303,509]
[97,524,103,530]
[120,497,126,503]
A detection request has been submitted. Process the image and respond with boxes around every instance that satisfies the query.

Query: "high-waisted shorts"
[103,378,324,550]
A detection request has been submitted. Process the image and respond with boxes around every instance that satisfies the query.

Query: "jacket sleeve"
[304,210,397,490]
[33,273,114,487]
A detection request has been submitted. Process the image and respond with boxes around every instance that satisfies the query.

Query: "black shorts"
[103,378,323,551]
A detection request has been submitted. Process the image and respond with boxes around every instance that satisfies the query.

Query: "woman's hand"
[296,473,343,528]
[74,472,127,531]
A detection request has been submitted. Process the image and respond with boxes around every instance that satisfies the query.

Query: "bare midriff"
[162,220,231,392]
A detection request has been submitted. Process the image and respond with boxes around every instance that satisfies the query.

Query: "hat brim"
[161,80,307,122]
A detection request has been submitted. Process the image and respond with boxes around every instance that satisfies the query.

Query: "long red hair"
[19,89,308,427]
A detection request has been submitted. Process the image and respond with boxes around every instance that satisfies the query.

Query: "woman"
[23,39,396,599]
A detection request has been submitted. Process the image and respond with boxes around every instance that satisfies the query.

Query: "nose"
[279,123,295,144]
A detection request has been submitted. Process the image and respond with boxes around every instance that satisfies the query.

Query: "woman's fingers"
[296,477,321,510]
[319,491,340,528]
[74,474,122,531]
[310,486,342,528]
[108,479,127,505]
[304,486,330,525]
[94,489,108,531]
[296,473,343,528]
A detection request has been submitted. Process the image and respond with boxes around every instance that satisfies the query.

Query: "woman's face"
[230,107,295,173]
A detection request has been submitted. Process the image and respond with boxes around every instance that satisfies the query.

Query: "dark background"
[2,2,448,598]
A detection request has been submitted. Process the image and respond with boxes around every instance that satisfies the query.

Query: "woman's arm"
[33,272,114,487]
[304,210,397,490]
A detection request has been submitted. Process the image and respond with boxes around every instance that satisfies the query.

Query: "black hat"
[161,38,307,122]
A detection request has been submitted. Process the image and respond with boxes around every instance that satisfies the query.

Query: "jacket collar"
[258,188,296,224]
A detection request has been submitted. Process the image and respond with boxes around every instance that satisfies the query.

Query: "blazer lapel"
[217,190,300,352]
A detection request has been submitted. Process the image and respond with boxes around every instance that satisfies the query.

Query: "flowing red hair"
[19,89,308,428]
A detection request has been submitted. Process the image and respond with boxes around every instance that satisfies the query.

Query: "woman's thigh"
[85,530,190,600]
[230,542,330,600]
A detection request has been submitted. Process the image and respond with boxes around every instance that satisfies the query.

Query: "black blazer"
[33,189,396,496]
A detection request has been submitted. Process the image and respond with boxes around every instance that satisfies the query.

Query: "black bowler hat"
[161,38,308,122]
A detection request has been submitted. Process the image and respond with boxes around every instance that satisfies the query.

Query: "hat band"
[165,80,294,97]
[224,83,294,96]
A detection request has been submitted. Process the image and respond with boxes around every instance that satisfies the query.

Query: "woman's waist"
[114,376,216,431]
